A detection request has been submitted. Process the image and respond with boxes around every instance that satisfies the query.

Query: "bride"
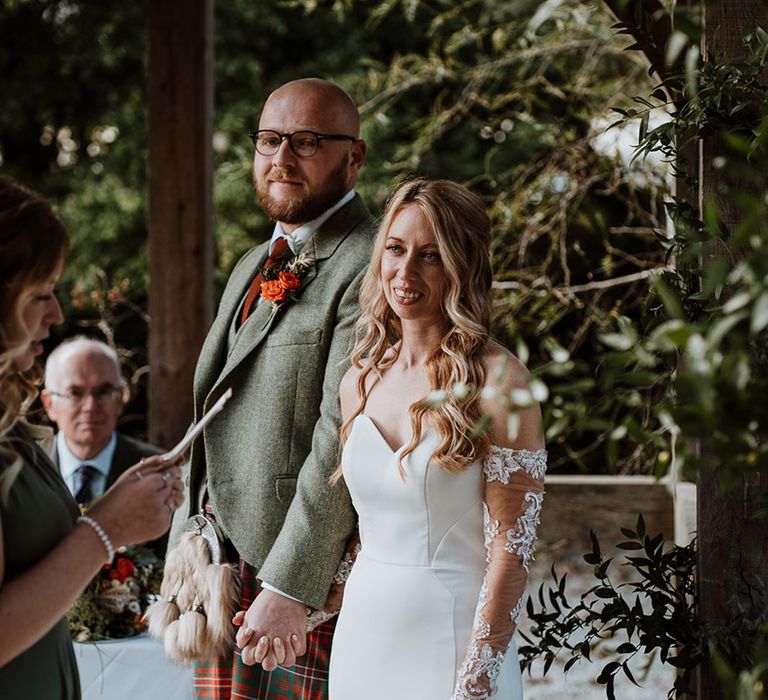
[327,178,546,699]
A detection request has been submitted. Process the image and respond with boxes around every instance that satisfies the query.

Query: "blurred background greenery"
[0,0,666,472]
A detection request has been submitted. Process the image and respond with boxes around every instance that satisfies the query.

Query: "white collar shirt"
[268,189,356,256]
[57,430,117,499]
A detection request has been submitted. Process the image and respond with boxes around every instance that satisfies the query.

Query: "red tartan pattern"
[194,560,336,700]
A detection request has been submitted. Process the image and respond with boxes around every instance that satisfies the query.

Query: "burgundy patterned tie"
[240,236,292,324]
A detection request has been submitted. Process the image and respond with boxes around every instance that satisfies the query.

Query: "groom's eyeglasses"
[249,130,357,158]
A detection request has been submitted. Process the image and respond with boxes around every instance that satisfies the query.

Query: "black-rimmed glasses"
[249,129,356,158]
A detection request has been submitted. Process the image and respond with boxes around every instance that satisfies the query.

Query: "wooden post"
[147,0,214,448]
[697,2,768,698]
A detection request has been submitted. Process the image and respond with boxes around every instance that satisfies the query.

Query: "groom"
[172,78,374,699]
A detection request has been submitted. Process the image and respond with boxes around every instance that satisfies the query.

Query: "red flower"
[278,271,301,291]
[261,279,288,303]
[110,557,136,583]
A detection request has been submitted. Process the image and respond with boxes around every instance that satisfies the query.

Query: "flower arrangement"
[260,252,314,308]
[68,545,163,642]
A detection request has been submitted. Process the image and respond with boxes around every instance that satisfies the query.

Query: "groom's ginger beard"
[253,152,351,225]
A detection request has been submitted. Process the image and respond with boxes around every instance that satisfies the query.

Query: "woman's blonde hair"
[341,178,493,475]
[0,175,69,500]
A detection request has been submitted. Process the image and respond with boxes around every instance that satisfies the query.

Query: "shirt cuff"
[260,581,304,604]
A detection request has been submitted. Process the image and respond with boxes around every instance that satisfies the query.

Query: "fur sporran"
[145,514,239,664]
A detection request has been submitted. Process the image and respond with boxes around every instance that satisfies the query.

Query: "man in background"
[41,336,163,507]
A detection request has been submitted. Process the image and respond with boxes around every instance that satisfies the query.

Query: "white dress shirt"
[267,189,356,256]
[57,431,117,499]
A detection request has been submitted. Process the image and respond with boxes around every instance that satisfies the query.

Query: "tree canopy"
[0,0,663,473]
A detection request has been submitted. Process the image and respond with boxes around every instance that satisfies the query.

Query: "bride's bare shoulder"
[340,354,390,419]
[481,340,531,392]
[480,340,544,450]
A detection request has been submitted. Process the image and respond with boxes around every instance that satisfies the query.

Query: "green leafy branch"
[519,515,704,699]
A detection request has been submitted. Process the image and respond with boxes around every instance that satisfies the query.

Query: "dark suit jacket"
[51,432,167,553]
[50,432,163,490]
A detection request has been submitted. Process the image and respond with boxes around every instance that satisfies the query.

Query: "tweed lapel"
[203,194,370,409]
[193,242,269,411]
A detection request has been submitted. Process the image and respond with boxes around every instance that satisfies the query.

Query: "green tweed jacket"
[172,194,375,609]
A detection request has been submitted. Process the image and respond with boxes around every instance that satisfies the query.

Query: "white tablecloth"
[74,634,194,699]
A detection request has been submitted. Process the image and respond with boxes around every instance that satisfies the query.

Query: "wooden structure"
[538,474,696,554]
[538,475,695,553]
[147,0,214,448]
[697,3,768,698]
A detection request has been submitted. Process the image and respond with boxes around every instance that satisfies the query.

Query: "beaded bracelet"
[77,515,115,564]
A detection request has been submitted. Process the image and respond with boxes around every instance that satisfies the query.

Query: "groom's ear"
[348,140,367,175]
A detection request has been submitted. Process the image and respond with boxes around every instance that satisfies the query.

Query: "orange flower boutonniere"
[259,252,315,312]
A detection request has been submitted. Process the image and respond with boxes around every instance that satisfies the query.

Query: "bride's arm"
[451,447,547,699]
[451,349,546,700]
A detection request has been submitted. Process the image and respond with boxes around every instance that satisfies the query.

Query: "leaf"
[598,332,635,351]
[638,111,650,144]
[666,30,689,66]
[543,652,554,675]
[597,661,621,684]
[651,276,686,321]
[623,661,640,686]
[617,642,637,654]
[617,541,644,550]
[527,0,565,35]
[722,291,752,315]
[751,291,768,334]
[594,587,616,599]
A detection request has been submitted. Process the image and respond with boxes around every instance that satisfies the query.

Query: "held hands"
[233,589,307,671]
[88,454,184,548]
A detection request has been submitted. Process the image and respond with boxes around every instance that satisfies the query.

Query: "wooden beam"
[697,2,768,698]
[537,475,684,553]
[147,0,214,448]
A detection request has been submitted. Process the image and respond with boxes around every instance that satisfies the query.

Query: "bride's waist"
[356,548,484,574]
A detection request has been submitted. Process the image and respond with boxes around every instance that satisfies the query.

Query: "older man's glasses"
[47,386,123,406]
[249,130,356,158]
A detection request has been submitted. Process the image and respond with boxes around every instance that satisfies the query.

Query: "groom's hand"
[235,589,307,671]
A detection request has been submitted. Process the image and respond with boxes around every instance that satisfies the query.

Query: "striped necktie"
[75,463,99,506]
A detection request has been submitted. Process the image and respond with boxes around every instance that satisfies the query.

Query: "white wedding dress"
[329,414,547,700]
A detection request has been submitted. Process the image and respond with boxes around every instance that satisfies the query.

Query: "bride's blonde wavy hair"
[340,178,493,475]
[0,176,69,501]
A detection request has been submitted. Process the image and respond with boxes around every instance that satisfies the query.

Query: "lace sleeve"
[306,531,361,631]
[451,447,547,699]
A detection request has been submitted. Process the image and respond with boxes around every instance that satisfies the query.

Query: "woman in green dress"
[0,175,184,699]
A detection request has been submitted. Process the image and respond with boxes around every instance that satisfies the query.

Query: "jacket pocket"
[275,474,297,505]
[265,328,322,348]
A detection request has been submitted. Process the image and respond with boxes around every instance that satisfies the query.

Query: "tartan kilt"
[193,559,336,700]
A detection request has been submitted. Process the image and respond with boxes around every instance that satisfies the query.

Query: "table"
[74,634,194,699]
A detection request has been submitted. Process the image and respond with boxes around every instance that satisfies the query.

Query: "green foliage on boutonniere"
[260,252,315,308]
